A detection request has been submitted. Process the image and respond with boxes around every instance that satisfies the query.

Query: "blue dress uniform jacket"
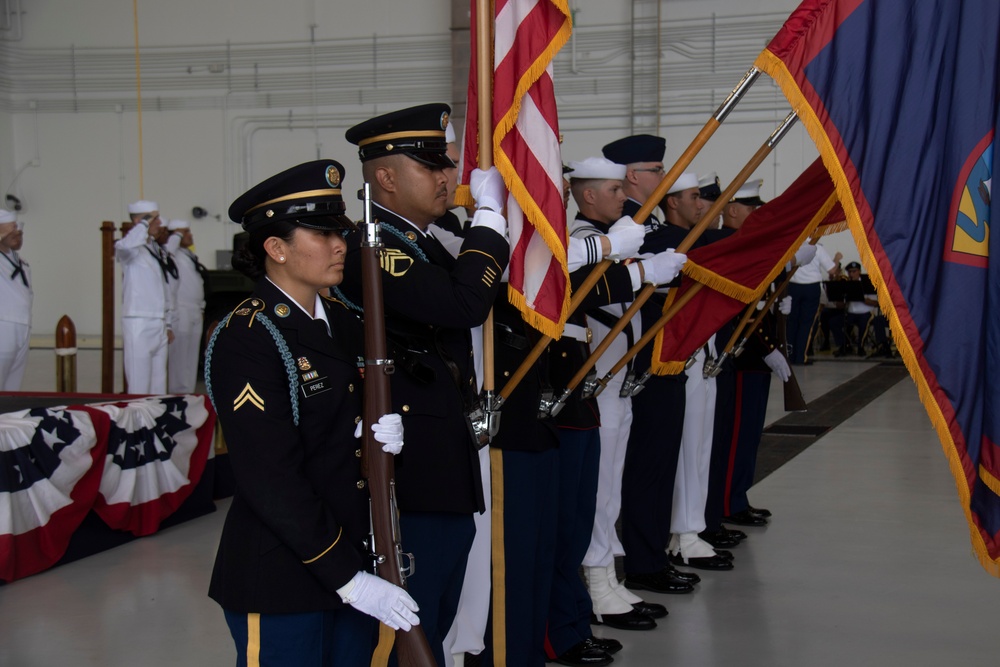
[338,204,509,514]
[206,278,369,614]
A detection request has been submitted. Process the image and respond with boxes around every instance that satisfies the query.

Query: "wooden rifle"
[357,183,436,666]
[775,304,808,412]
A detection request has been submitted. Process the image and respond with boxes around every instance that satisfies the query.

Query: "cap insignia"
[325,165,341,188]
[440,112,449,130]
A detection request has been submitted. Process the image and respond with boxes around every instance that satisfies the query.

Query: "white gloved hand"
[604,216,645,260]
[794,244,817,266]
[641,249,687,285]
[353,413,405,454]
[372,413,404,454]
[469,166,506,212]
[778,295,792,315]
[339,571,420,631]
[763,349,791,382]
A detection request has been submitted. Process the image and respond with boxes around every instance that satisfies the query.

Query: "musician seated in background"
[205,159,416,666]
[829,261,890,357]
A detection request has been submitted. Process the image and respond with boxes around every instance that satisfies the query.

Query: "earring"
[279,256,285,262]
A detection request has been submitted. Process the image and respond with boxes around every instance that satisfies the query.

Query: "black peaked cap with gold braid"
[345,103,455,169]
[228,159,356,233]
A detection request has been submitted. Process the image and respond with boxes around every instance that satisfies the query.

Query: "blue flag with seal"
[757,0,1000,575]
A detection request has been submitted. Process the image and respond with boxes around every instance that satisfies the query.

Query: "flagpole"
[592,110,799,396]
[548,133,790,412]
[496,66,763,404]
[476,0,496,398]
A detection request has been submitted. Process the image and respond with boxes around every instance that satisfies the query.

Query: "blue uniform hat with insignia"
[345,103,455,169]
[698,172,722,202]
[601,134,666,165]
[228,159,356,233]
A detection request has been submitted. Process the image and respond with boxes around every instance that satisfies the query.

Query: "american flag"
[461,0,572,338]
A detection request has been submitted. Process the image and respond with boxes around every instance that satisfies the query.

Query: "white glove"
[778,295,792,315]
[763,349,791,382]
[469,166,505,212]
[641,249,687,285]
[604,216,645,260]
[353,413,405,455]
[794,244,817,266]
[339,571,420,631]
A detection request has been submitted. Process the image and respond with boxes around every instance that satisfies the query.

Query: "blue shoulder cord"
[331,224,430,313]
[204,311,301,426]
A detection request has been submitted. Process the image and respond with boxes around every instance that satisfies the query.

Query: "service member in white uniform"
[0,209,32,391]
[164,219,206,394]
[116,200,175,394]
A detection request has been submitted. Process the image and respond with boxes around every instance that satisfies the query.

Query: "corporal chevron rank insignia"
[233,383,265,412]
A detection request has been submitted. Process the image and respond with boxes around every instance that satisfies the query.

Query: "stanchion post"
[101,221,116,393]
[55,315,77,393]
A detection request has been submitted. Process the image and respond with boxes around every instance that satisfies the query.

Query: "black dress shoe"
[632,600,668,618]
[669,553,735,571]
[587,636,622,655]
[666,564,701,584]
[721,526,748,541]
[698,528,741,549]
[590,608,657,630]
[715,549,734,560]
[553,639,612,666]
[724,509,768,526]
[748,505,772,518]
[625,569,695,595]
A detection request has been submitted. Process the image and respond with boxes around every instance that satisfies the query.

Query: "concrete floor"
[1,352,996,666]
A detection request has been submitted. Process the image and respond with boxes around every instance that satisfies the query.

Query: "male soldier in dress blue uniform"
[340,103,509,666]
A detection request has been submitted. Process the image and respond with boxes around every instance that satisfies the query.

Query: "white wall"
[5,0,861,339]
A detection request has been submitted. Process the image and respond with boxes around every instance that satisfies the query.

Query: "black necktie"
[3,252,27,287]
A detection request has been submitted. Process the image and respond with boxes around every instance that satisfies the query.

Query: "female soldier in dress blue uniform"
[205,159,418,666]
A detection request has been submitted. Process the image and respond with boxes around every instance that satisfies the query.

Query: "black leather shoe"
[724,509,768,526]
[748,505,772,518]
[721,526,748,541]
[669,553,735,571]
[698,528,741,549]
[587,636,622,655]
[632,600,668,618]
[553,639,613,666]
[667,564,701,584]
[590,608,657,630]
[715,549,734,560]
[625,570,695,595]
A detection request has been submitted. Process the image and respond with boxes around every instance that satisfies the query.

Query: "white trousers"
[583,318,633,568]
[671,344,717,535]
[122,317,168,395]
[442,445,492,664]
[168,308,203,394]
[0,320,30,391]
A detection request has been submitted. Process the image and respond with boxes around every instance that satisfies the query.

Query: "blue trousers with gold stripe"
[223,607,375,667]
[483,447,558,667]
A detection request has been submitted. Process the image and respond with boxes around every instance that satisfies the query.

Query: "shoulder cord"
[204,312,301,426]
[331,224,431,313]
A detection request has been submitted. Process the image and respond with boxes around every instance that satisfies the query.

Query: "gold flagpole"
[496,66,763,403]
[591,111,800,396]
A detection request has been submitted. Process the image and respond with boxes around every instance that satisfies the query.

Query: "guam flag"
[757,0,1000,574]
